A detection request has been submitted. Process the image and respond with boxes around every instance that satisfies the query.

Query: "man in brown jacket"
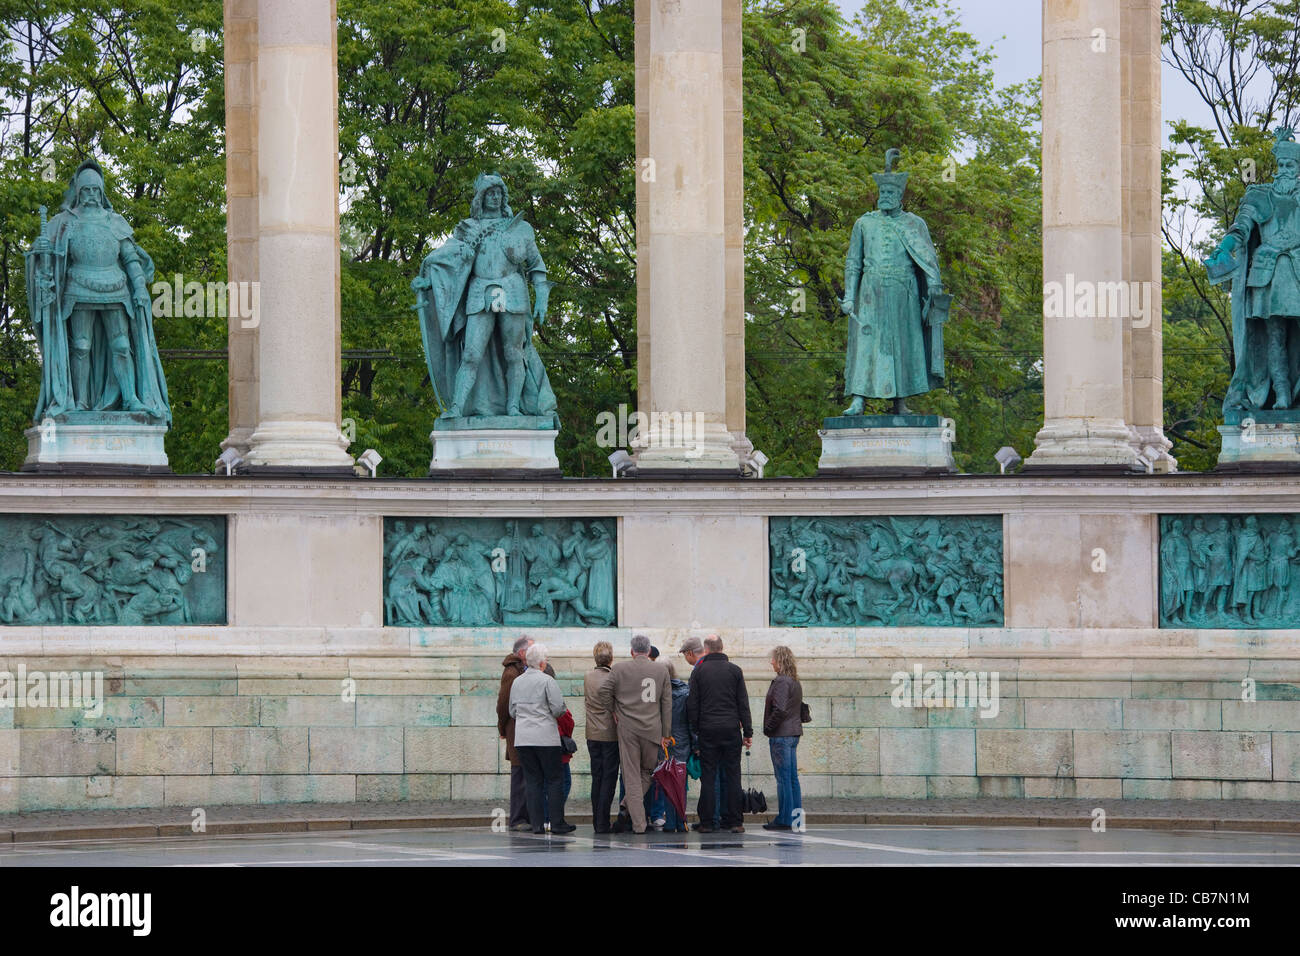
[497,635,555,832]
[595,634,672,834]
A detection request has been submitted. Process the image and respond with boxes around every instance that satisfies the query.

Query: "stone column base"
[1024,418,1143,472]
[631,419,741,477]
[23,415,169,474]
[817,415,957,475]
[1130,424,1177,474]
[244,420,354,474]
[429,427,561,477]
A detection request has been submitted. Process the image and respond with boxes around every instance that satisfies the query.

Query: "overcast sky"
[832,0,1214,144]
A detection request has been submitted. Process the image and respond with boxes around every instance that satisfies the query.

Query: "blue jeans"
[769,736,802,827]
[651,776,689,831]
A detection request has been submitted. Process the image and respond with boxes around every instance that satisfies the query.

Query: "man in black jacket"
[686,635,752,833]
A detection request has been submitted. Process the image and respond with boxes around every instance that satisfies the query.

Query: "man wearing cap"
[681,635,725,831]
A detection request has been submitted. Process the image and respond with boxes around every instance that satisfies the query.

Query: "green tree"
[744,0,1043,474]
[0,0,226,473]
[1161,0,1300,468]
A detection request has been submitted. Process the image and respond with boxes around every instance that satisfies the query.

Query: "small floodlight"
[743,449,769,479]
[994,446,1021,475]
[357,448,383,478]
[609,449,634,479]
[215,447,243,476]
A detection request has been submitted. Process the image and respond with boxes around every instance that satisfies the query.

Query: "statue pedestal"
[22,413,169,474]
[429,416,560,477]
[1217,410,1300,471]
[817,414,956,476]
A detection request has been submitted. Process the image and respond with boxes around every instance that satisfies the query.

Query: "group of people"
[497,634,806,835]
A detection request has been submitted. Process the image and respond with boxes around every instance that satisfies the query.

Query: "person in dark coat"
[497,634,555,832]
[686,635,752,833]
[763,645,804,831]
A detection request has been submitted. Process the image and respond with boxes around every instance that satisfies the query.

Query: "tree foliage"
[1162,0,1300,468]
[744,0,1042,474]
[0,0,1047,477]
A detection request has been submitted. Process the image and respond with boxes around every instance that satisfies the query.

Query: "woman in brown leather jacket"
[762,646,804,832]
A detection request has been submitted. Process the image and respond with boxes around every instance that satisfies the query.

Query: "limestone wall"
[2,475,1300,809]
[1,643,1297,811]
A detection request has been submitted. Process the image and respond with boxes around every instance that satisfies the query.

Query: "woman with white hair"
[508,641,575,834]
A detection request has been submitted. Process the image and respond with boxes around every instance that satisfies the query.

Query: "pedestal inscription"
[817,414,957,474]
[769,515,1002,626]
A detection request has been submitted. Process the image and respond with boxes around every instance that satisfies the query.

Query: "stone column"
[632,0,741,475]
[722,0,753,463]
[1026,0,1140,470]
[221,0,258,459]
[1122,0,1173,470]
[244,0,353,472]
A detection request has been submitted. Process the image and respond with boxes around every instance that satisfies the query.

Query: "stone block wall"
[3,475,1300,810]
[3,637,1299,811]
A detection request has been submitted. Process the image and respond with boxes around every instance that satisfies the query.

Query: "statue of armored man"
[23,159,170,471]
[412,174,562,475]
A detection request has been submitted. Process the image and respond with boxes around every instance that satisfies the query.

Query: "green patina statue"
[412,174,559,427]
[1205,128,1300,413]
[384,517,615,627]
[840,149,949,416]
[770,515,1002,627]
[0,515,224,625]
[25,159,170,425]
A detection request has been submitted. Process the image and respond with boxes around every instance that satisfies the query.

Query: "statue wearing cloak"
[1206,128,1300,412]
[25,158,169,424]
[412,174,558,426]
[840,149,946,415]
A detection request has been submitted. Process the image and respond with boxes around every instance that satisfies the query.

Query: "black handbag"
[800,701,812,724]
[560,734,578,755]
[741,749,767,814]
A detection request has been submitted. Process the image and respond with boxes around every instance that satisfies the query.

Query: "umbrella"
[651,738,687,822]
